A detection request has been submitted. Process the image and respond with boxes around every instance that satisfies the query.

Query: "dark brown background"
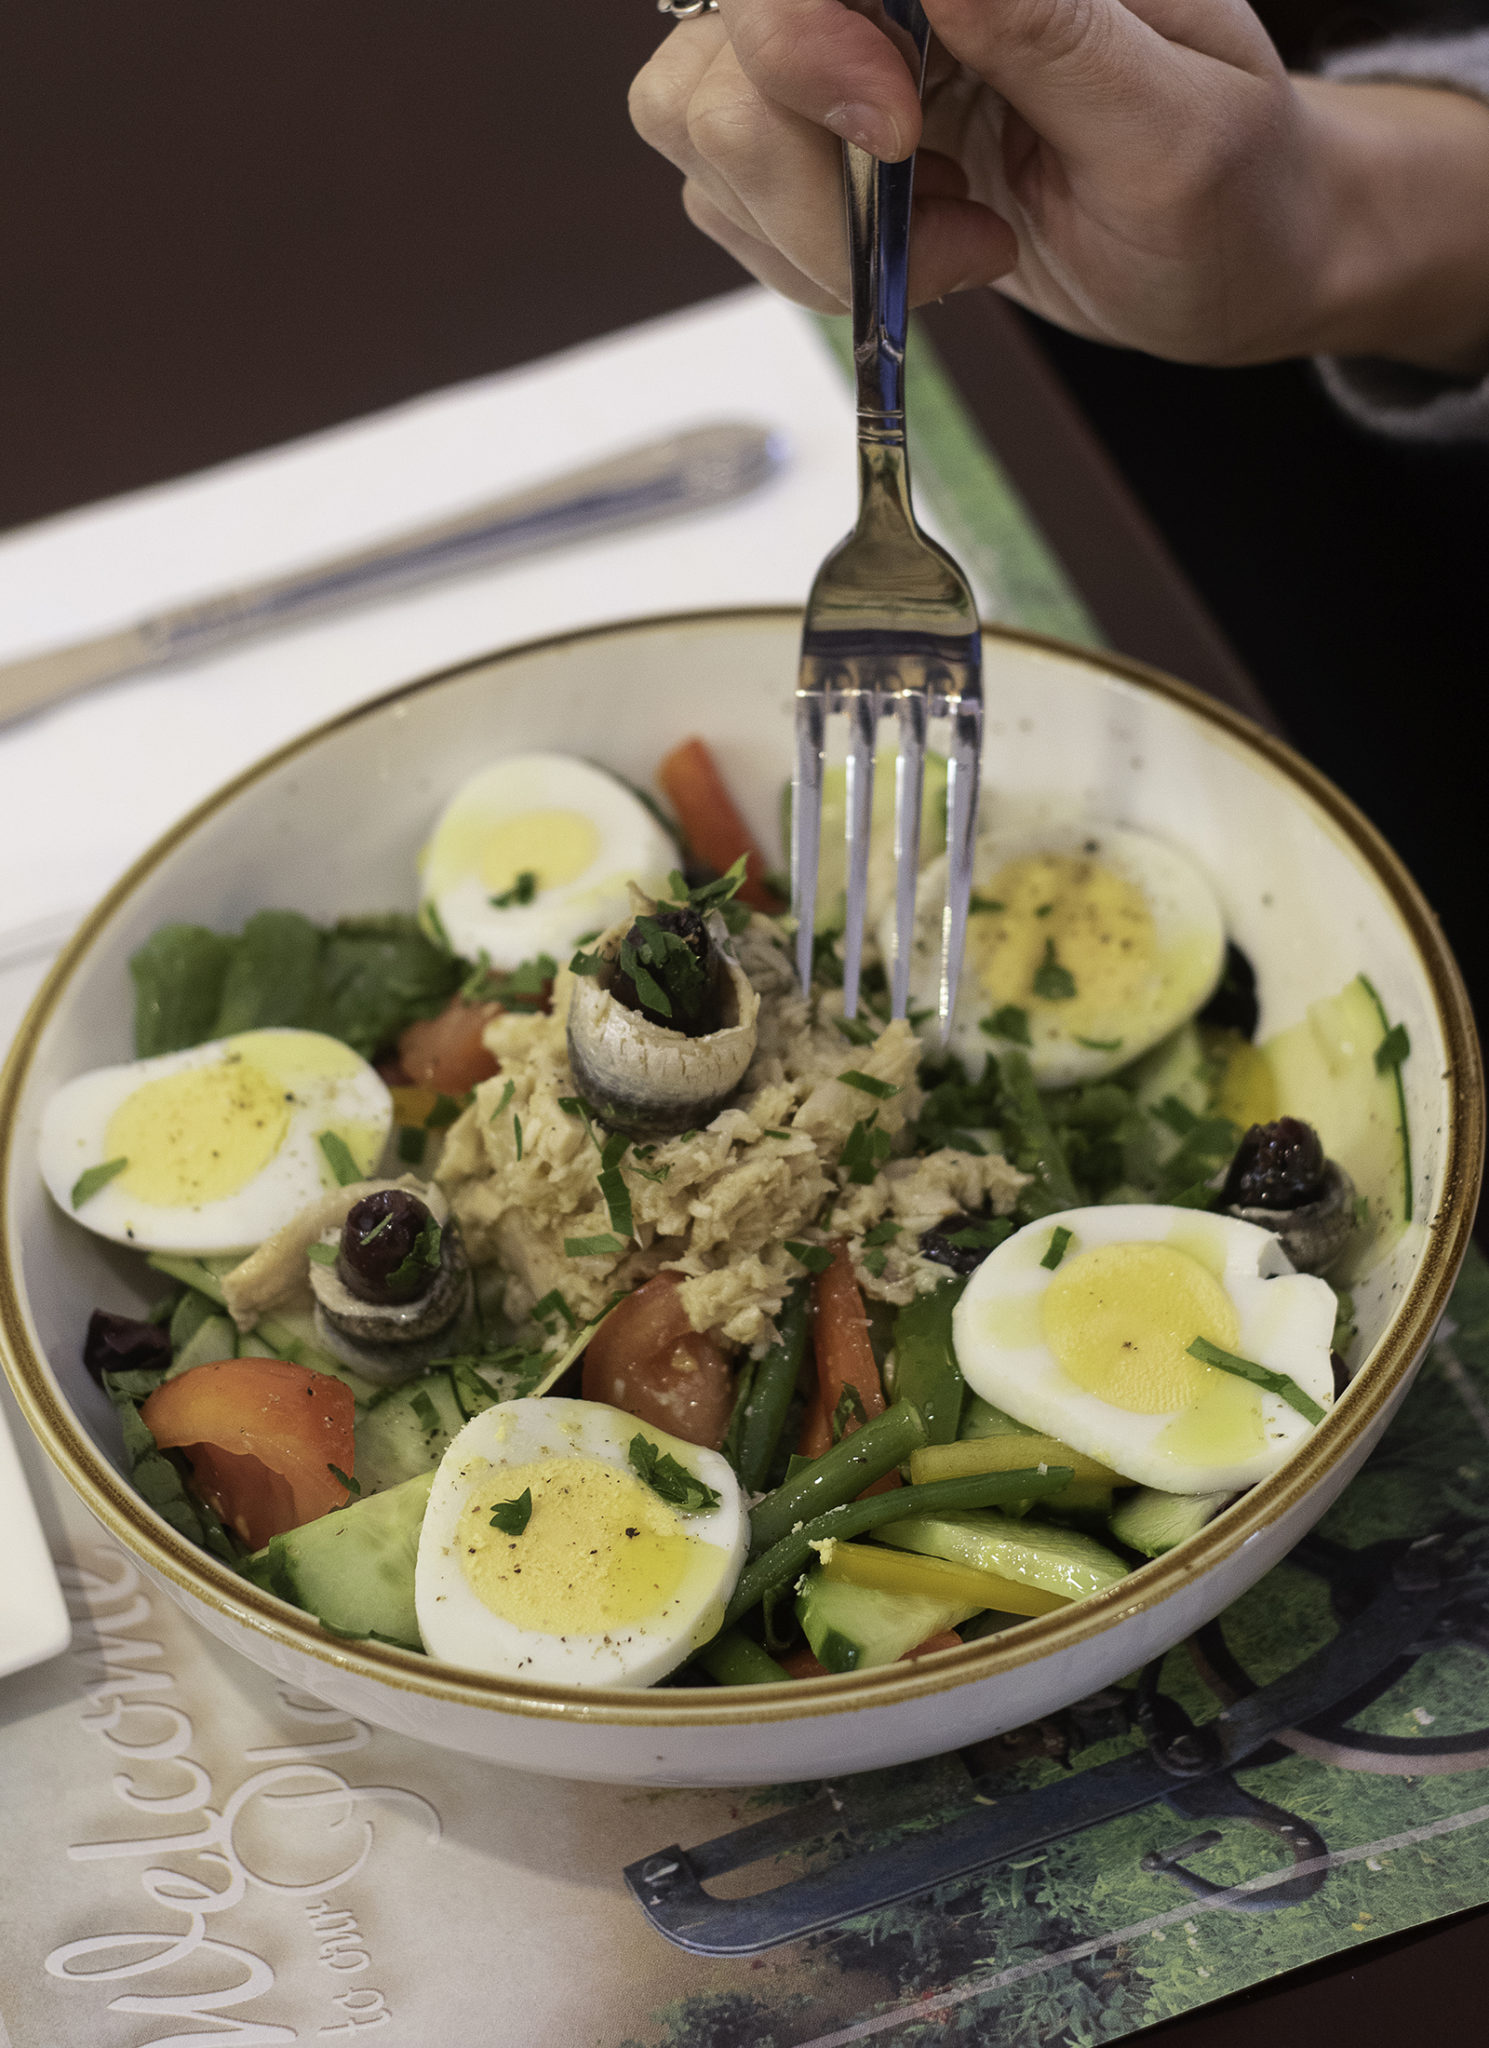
[2,5,1486,2040]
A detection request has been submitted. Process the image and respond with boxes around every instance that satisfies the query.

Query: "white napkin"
[0,287,1000,1049]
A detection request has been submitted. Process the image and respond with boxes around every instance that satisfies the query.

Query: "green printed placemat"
[617,1247,1489,2048]
[812,312,1098,647]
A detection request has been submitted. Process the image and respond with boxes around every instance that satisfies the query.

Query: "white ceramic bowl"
[1,611,1480,1785]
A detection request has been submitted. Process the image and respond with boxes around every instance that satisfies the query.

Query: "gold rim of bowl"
[2,609,1482,1727]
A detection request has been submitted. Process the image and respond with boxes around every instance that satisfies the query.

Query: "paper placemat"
[4,1253,1488,2048]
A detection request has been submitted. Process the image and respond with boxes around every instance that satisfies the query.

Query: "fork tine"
[939,685,984,1037]
[890,686,927,1020]
[792,680,828,995]
[840,685,878,1018]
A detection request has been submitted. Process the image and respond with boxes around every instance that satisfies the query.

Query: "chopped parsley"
[1187,1337,1326,1425]
[563,1233,626,1259]
[1075,1035,1124,1052]
[831,1385,869,1442]
[489,871,538,909]
[493,1078,516,1118]
[838,1069,899,1100]
[424,1091,467,1129]
[836,1014,879,1046]
[307,1241,339,1266]
[628,1434,722,1514]
[71,1157,128,1209]
[1375,1021,1411,1073]
[569,946,603,978]
[862,1219,899,1247]
[397,1125,428,1165]
[499,952,558,1012]
[408,1387,443,1436]
[489,1488,533,1535]
[944,1217,1015,1252]
[666,853,750,934]
[512,1114,524,1161]
[598,1130,634,1240]
[969,894,1006,915]
[389,1215,442,1290]
[1032,939,1076,1002]
[317,1131,361,1186]
[840,1115,893,1185]
[1040,1225,1073,1270]
[982,1005,1031,1046]
[784,1240,834,1274]
[531,1289,577,1332]
[327,1463,360,1496]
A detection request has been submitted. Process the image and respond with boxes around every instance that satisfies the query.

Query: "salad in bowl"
[2,610,1476,1783]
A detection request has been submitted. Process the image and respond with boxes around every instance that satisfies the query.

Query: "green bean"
[892,1280,967,1445]
[1000,1050,1080,1213]
[738,1280,811,1494]
[694,1629,790,1686]
[725,1466,1073,1629]
[747,1398,928,1559]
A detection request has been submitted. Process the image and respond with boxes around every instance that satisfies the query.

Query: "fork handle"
[843,0,931,447]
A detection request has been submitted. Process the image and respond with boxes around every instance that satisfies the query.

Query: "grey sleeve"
[1317,30,1489,442]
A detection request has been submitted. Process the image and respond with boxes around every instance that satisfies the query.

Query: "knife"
[0,420,785,727]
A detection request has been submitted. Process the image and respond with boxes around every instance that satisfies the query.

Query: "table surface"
[2,4,1483,2041]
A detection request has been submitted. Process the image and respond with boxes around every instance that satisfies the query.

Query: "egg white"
[887,821,1225,1086]
[39,1028,392,1255]
[419,752,677,969]
[415,1398,746,1687]
[953,1205,1337,1495]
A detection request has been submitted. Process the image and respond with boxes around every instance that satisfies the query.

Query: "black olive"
[609,906,725,1037]
[337,1189,443,1305]
[920,1213,1014,1275]
[1198,941,1260,1040]
[83,1310,172,1384]
[1222,1118,1327,1210]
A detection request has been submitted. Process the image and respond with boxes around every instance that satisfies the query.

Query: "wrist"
[1297,75,1489,377]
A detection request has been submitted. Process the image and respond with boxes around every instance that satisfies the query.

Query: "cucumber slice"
[1110,1485,1232,1558]
[1122,1022,1210,1187]
[252,1310,383,1405]
[796,1567,975,1672]
[147,1253,229,1307]
[876,1509,1130,1601]
[1262,972,1411,1277]
[959,1393,1040,1440]
[354,1370,466,1494]
[260,1470,434,1649]
[169,1289,217,1352]
[167,1314,238,1378]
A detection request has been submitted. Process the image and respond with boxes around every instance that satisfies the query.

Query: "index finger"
[718,0,925,159]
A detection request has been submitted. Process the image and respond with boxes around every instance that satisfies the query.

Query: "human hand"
[630,0,1489,374]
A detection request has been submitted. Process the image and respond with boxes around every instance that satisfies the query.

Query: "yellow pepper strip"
[390,1085,440,1130]
[910,1435,1121,1488]
[817,1537,1069,1618]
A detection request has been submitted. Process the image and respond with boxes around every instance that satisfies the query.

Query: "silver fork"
[791,0,982,1032]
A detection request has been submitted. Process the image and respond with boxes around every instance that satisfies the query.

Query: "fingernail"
[824,102,902,159]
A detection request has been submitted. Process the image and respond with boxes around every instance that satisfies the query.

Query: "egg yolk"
[106,1056,290,1207]
[1042,1241,1240,1413]
[469,809,601,897]
[967,853,1154,1027]
[455,1455,710,1634]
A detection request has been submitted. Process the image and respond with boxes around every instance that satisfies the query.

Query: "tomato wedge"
[657,737,785,913]
[140,1358,355,1550]
[581,1271,737,1449]
[397,996,502,1092]
[797,1242,893,1486]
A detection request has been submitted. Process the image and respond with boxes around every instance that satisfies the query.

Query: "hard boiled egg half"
[888,821,1225,1086]
[419,752,677,969]
[415,1398,746,1687]
[40,1028,392,1255]
[954,1205,1336,1495]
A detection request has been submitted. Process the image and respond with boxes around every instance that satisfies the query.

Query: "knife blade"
[0,420,785,727]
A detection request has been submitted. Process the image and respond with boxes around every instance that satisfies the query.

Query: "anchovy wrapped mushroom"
[1222,1117,1356,1275]
[307,1183,471,1384]
[566,901,760,1136]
